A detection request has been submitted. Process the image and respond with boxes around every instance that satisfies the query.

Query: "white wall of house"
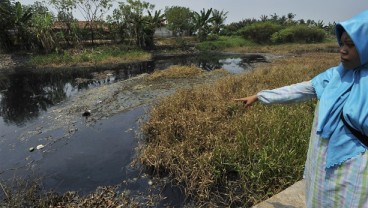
[154,27,173,38]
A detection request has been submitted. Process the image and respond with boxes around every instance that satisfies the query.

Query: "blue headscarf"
[312,10,368,169]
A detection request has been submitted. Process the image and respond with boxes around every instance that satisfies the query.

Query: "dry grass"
[146,65,204,81]
[0,179,142,208]
[155,37,197,46]
[226,42,338,55]
[139,47,340,207]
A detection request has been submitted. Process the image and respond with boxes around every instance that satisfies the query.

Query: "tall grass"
[139,50,340,206]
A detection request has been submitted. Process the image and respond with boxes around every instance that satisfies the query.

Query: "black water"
[0,52,267,205]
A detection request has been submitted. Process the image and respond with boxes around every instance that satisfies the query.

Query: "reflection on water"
[0,71,67,126]
[0,52,268,205]
[154,52,267,72]
[0,53,266,127]
[0,62,154,127]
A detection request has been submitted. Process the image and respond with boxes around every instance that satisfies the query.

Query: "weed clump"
[139,52,339,206]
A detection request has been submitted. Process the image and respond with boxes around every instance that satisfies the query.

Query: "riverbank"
[0,53,30,70]
[0,42,340,207]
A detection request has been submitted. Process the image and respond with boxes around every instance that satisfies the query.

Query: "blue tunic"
[257,81,368,207]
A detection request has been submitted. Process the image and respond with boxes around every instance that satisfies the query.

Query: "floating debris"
[82,110,91,117]
[125,128,133,132]
[36,144,45,150]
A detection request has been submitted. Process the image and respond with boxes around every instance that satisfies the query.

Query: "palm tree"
[260,15,268,22]
[211,9,228,35]
[287,13,296,24]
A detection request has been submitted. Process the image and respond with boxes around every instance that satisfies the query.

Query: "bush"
[239,22,283,44]
[196,36,254,51]
[271,25,326,43]
[207,34,220,41]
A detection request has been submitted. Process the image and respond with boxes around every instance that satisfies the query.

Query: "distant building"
[154,27,173,38]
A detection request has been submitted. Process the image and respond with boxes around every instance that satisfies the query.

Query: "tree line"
[0,0,335,54]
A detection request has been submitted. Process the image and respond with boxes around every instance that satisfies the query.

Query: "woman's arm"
[235,81,316,105]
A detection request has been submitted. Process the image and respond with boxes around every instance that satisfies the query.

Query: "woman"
[235,10,368,207]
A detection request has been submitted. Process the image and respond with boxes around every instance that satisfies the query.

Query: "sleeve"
[311,66,337,99]
[257,81,316,104]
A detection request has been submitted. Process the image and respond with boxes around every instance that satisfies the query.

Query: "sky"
[21,0,368,25]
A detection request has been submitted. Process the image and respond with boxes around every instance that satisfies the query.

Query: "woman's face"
[340,32,361,69]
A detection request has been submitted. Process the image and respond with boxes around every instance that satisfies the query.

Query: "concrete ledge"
[252,180,306,208]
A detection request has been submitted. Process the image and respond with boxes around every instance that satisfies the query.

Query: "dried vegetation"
[139,47,340,206]
[0,179,142,208]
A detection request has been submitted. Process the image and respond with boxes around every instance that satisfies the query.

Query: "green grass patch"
[197,36,256,51]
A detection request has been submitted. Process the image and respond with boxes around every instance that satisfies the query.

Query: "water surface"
[0,52,267,205]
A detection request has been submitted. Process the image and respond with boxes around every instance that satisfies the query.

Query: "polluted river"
[0,52,270,206]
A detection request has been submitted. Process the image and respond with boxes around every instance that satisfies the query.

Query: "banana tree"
[0,0,13,50]
[143,10,164,48]
[0,1,33,50]
[13,2,33,47]
[192,8,214,41]
[30,12,55,53]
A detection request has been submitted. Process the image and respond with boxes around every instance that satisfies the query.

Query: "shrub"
[271,25,326,43]
[239,22,283,44]
[197,36,254,51]
[206,34,220,41]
